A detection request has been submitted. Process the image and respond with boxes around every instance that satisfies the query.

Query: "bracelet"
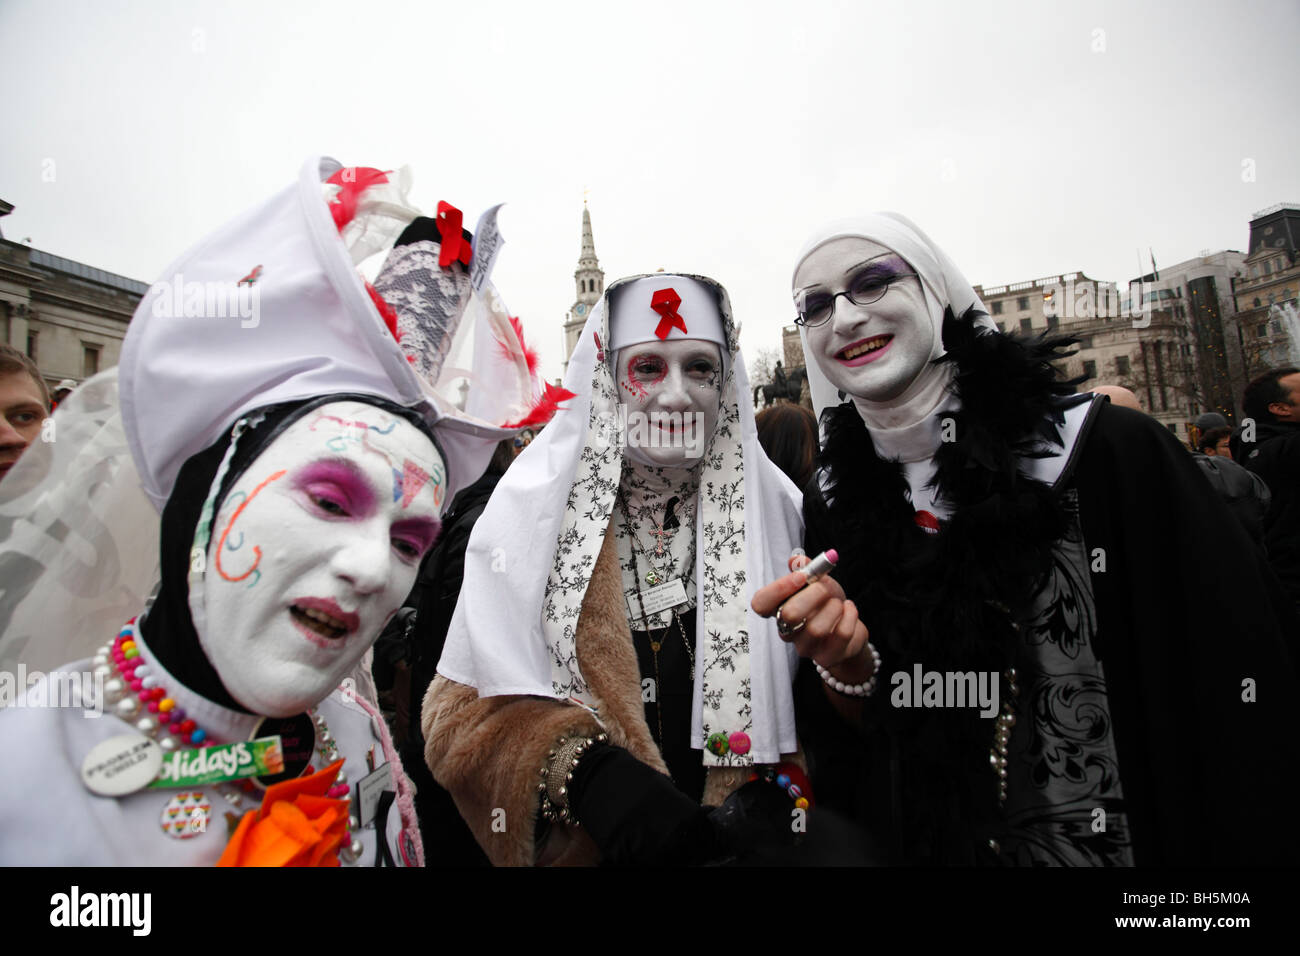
[815,642,881,697]
[537,732,608,825]
[746,763,812,810]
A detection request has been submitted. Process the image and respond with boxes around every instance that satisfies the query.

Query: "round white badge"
[160,792,212,840]
[81,734,163,796]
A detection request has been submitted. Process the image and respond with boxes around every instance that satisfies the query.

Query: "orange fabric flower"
[217,760,350,867]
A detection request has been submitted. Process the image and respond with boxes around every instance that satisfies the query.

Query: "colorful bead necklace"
[96,619,363,861]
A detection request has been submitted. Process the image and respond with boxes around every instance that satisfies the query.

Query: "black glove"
[567,744,722,866]
[708,779,800,857]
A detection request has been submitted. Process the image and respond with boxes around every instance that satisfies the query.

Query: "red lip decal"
[914,510,940,535]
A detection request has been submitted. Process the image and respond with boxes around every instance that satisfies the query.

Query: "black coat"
[1190,452,1272,546]
[401,469,503,866]
[796,320,1299,866]
[1237,420,1300,607]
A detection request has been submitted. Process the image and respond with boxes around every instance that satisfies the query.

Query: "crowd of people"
[0,161,1295,867]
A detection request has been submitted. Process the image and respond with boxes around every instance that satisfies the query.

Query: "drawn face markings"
[216,470,287,587]
[201,400,445,716]
[616,340,724,467]
[622,354,665,403]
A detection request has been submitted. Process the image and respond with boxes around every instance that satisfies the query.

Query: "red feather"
[365,281,402,344]
[326,167,390,231]
[496,315,540,377]
[503,381,576,429]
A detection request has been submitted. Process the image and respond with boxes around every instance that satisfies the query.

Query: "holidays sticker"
[148,736,285,789]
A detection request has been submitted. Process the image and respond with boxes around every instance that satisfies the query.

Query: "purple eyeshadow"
[293,459,377,515]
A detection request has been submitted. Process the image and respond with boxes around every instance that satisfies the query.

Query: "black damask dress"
[797,390,1299,866]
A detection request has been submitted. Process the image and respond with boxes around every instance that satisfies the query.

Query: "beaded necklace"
[96,618,365,862]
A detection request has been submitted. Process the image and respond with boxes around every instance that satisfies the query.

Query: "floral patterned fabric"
[541,277,756,767]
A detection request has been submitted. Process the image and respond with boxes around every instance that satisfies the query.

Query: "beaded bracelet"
[537,732,608,826]
[746,764,812,810]
[814,642,882,697]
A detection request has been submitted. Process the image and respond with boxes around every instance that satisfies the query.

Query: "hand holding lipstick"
[751,548,874,683]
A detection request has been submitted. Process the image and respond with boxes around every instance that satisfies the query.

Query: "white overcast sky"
[2,0,1297,381]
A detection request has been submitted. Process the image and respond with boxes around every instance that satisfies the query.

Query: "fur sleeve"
[421,676,604,866]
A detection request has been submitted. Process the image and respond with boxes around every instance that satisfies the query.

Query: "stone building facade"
[0,199,145,391]
[974,271,1180,434]
[1230,203,1300,381]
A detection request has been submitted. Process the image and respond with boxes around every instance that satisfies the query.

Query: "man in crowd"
[0,343,50,483]
[1233,367,1300,615]
[1193,424,1271,545]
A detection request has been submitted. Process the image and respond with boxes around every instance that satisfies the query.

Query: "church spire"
[562,200,606,369]
[572,203,603,309]
[579,204,599,271]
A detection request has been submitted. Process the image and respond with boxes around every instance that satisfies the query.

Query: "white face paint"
[615,339,723,468]
[794,237,934,403]
[200,400,444,716]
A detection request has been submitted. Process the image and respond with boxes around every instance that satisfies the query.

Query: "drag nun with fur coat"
[425,273,810,865]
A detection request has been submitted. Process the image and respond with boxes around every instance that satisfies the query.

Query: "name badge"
[355,763,394,827]
[626,577,688,620]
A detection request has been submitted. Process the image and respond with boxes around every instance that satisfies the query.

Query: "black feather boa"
[811,308,1087,862]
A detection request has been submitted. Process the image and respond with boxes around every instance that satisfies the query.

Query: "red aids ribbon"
[651,288,687,339]
[436,201,473,268]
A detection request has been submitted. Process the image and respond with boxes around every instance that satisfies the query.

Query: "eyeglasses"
[794,270,919,328]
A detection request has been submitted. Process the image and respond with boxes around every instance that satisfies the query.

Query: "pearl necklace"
[95,619,365,862]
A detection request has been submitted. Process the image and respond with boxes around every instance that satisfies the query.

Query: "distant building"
[0,199,146,391]
[560,203,604,372]
[1230,203,1300,382]
[779,324,812,408]
[1128,250,1246,424]
[974,270,1202,438]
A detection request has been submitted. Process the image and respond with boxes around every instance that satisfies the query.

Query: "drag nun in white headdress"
[426,272,807,866]
[0,156,541,865]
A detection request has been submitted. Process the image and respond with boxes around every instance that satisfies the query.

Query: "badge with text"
[147,736,285,789]
[81,734,163,796]
[470,203,505,294]
[626,577,688,620]
[355,763,394,828]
